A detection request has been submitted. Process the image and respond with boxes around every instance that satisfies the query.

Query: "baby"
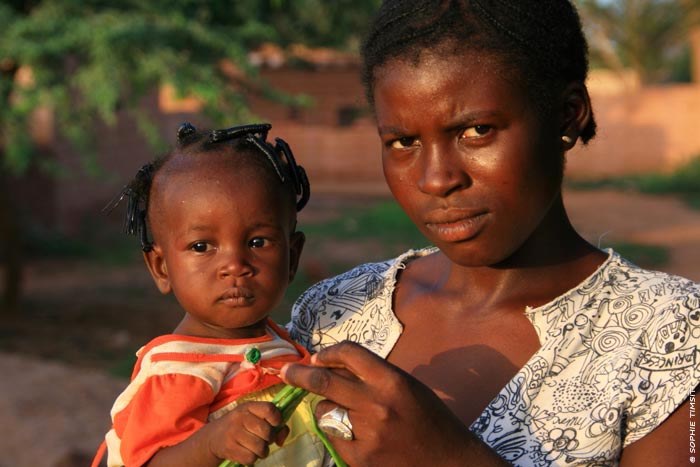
[92,123,326,467]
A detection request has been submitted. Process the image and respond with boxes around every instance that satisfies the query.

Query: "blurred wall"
[37,65,700,234]
[567,70,700,179]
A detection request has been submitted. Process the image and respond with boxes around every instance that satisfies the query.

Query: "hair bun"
[177,122,197,145]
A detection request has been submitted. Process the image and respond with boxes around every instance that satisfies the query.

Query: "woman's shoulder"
[604,249,700,308]
[596,251,700,445]
[289,247,437,354]
[575,249,700,369]
[528,249,699,355]
[552,249,700,311]
[295,247,437,309]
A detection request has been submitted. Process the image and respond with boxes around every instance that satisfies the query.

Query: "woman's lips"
[424,211,488,243]
[218,287,254,307]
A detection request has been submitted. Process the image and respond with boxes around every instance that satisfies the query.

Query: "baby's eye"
[190,241,211,253]
[390,136,419,149]
[461,125,492,139]
[249,237,266,248]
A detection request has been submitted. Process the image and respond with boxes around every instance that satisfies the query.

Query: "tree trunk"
[690,26,700,83]
[0,62,22,314]
[0,165,21,314]
[684,0,700,83]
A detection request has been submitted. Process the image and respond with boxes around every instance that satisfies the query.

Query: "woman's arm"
[281,341,509,466]
[619,390,697,467]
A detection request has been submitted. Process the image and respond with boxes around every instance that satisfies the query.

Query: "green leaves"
[0,0,381,173]
[0,2,252,172]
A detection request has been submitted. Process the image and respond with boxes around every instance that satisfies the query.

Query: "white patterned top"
[289,248,700,466]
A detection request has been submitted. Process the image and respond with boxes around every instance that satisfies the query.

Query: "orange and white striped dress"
[94,319,325,467]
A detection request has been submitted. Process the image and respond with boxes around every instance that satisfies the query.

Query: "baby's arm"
[145,401,287,467]
[111,372,287,467]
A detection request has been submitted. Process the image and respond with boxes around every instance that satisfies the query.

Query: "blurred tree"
[577,0,700,84]
[0,0,380,314]
[255,0,381,51]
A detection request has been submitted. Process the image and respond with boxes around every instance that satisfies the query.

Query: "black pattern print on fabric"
[289,249,700,466]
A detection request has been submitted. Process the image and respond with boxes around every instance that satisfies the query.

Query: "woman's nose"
[218,250,253,278]
[417,144,471,197]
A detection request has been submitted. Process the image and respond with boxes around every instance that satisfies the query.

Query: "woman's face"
[373,49,564,267]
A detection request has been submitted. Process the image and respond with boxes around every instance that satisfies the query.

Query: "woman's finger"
[312,341,393,381]
[281,342,411,419]
[281,361,362,408]
[281,341,395,397]
[314,398,342,419]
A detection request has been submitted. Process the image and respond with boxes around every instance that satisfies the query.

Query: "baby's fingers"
[220,402,281,465]
[243,402,283,441]
[274,425,290,446]
[235,431,271,462]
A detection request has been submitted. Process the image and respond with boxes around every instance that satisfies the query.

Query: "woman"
[283,1,700,465]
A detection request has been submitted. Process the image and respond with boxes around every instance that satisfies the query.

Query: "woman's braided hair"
[106,122,310,252]
[361,0,597,143]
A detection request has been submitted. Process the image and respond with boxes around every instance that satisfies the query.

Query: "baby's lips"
[219,286,253,301]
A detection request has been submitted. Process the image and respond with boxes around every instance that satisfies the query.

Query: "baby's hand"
[206,401,288,465]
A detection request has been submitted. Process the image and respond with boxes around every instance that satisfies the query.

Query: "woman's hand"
[281,341,507,466]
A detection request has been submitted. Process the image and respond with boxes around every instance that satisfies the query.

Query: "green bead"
[245,347,261,364]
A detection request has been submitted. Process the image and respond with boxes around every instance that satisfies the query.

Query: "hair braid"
[106,122,311,251]
[361,0,597,143]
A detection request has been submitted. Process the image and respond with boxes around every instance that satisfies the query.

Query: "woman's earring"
[561,135,573,144]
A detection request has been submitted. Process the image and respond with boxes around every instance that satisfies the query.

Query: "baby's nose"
[218,250,253,277]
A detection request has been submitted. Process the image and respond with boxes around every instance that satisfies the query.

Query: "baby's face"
[145,156,303,339]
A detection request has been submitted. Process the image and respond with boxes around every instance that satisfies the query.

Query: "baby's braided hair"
[361,0,597,143]
[106,122,310,252]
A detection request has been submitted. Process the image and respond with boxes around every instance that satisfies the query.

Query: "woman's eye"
[249,237,266,248]
[390,136,418,149]
[190,242,210,253]
[461,125,492,139]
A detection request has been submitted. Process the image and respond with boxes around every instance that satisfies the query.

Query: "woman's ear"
[288,231,306,282]
[560,81,592,150]
[142,244,172,295]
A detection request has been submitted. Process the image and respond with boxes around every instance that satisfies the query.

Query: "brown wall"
[41,66,700,234]
[568,80,700,179]
[258,67,700,183]
[253,67,369,126]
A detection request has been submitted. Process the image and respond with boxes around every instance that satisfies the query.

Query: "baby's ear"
[288,231,306,282]
[142,244,171,294]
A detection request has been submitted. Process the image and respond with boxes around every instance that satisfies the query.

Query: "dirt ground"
[1,189,699,467]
